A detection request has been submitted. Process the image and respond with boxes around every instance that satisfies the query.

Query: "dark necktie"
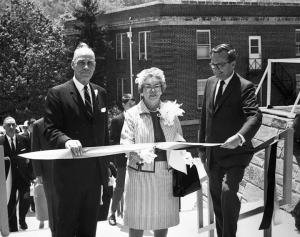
[214,80,225,109]
[10,137,16,153]
[84,85,93,120]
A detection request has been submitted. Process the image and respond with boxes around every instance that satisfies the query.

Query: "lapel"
[214,72,238,113]
[210,77,218,112]
[3,136,11,153]
[69,80,94,123]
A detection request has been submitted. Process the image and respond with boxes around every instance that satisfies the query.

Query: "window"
[296,30,300,56]
[249,36,262,70]
[296,74,300,94]
[139,31,151,60]
[117,78,127,102]
[196,30,210,59]
[116,33,127,59]
[197,79,207,109]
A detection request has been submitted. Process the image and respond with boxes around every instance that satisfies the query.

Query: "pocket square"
[101,107,106,112]
[21,148,26,151]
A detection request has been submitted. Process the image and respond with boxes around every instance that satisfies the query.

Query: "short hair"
[122,94,135,104]
[3,116,15,125]
[210,44,236,62]
[72,42,95,62]
[135,67,167,93]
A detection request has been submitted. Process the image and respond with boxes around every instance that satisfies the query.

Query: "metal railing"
[196,128,294,237]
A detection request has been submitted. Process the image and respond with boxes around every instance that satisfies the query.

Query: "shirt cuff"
[237,133,245,146]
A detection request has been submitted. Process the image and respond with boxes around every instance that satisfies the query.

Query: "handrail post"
[263,146,272,237]
[282,128,293,205]
[0,145,9,237]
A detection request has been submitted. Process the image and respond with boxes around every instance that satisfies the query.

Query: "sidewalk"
[4,193,300,237]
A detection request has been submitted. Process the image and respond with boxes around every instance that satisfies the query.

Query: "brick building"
[66,0,300,143]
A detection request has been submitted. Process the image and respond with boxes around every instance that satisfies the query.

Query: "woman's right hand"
[139,148,157,163]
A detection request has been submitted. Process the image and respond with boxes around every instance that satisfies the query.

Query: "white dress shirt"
[6,134,16,150]
[73,77,93,110]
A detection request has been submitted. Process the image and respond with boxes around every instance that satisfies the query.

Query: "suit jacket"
[110,112,127,168]
[199,72,262,168]
[31,118,53,180]
[0,134,32,185]
[44,79,109,190]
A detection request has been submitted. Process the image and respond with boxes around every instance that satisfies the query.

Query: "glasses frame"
[209,61,232,70]
[143,84,162,92]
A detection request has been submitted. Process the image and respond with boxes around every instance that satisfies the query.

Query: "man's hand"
[65,140,83,156]
[221,134,241,149]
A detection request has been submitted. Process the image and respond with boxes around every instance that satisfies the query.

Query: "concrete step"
[3,198,299,237]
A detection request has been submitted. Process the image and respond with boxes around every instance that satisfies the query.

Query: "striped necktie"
[84,85,93,121]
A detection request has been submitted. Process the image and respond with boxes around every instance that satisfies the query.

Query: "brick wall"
[240,112,300,204]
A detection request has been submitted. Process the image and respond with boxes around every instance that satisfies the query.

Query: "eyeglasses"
[209,61,231,70]
[143,84,161,92]
[75,58,96,68]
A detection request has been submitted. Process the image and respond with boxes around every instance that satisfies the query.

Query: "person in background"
[199,43,262,237]
[44,42,110,237]
[121,67,183,237]
[31,118,58,236]
[108,94,136,226]
[0,116,32,232]
[98,162,117,221]
[26,118,36,213]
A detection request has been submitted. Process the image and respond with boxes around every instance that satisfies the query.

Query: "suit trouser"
[208,159,245,237]
[43,176,58,237]
[7,177,30,232]
[55,171,101,237]
[110,166,126,214]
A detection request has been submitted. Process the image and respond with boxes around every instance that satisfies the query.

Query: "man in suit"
[0,116,32,232]
[31,118,58,236]
[108,94,135,226]
[199,44,262,237]
[44,42,110,237]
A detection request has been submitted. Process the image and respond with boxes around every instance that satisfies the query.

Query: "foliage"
[0,0,160,21]
[71,0,112,87]
[0,0,71,123]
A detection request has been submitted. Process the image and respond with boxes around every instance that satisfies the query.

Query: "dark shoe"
[108,214,116,226]
[19,223,28,230]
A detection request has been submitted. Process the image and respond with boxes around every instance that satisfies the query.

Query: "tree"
[71,0,112,87]
[0,0,71,123]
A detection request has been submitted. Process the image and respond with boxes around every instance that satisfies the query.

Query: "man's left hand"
[221,134,241,149]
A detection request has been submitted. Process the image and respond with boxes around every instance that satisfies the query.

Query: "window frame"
[197,79,207,109]
[139,31,151,60]
[296,29,300,56]
[117,78,127,102]
[196,30,211,59]
[116,33,127,60]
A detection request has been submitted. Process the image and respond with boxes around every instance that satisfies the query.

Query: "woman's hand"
[139,148,157,163]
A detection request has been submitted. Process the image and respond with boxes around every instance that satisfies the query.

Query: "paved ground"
[2,193,300,237]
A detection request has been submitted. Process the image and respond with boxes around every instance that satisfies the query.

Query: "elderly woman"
[121,67,183,237]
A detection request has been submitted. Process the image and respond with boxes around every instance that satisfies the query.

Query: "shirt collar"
[221,71,234,85]
[73,76,90,92]
[6,134,15,141]
[138,100,161,115]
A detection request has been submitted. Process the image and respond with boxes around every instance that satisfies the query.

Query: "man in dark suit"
[199,44,262,237]
[108,94,135,226]
[44,43,110,237]
[0,116,32,232]
[31,118,58,236]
